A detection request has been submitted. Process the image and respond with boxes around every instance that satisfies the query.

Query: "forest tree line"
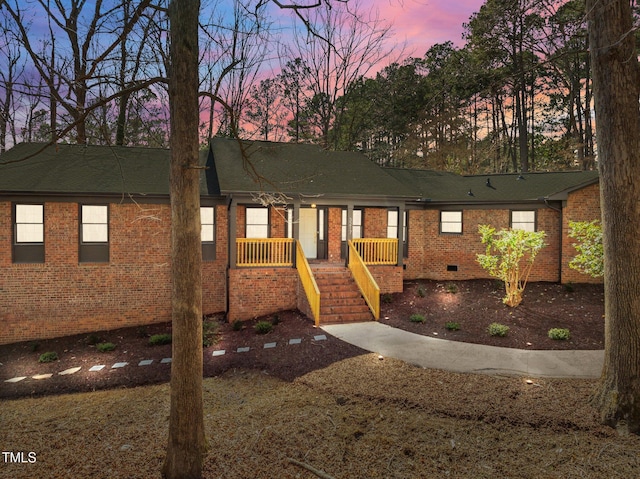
[0,0,617,173]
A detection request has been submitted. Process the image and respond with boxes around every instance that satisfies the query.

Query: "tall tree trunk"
[162,0,206,477]
[587,0,640,434]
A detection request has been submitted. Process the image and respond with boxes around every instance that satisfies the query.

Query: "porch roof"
[384,168,599,203]
[208,138,419,200]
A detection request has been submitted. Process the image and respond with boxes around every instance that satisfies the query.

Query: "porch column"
[397,205,405,267]
[292,199,300,241]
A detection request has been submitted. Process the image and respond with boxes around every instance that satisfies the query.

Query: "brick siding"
[404,207,562,283]
[561,183,603,284]
[0,201,227,345]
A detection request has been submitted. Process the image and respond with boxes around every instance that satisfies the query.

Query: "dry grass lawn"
[2,354,639,479]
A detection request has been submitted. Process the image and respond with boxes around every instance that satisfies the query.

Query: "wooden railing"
[351,238,398,265]
[236,238,294,267]
[295,241,321,326]
[348,240,380,320]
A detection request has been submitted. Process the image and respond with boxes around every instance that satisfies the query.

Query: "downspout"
[544,198,563,283]
[225,194,233,319]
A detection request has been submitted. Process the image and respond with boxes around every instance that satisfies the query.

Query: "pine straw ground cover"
[2,355,639,479]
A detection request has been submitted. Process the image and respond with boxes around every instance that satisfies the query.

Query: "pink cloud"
[369,0,485,57]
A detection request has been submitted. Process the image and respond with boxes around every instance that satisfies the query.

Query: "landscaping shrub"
[568,220,603,278]
[410,314,426,323]
[97,342,117,352]
[548,328,570,340]
[417,285,426,298]
[271,314,281,326]
[29,341,40,352]
[38,351,58,363]
[488,323,510,337]
[381,293,393,304]
[202,320,218,347]
[445,321,460,331]
[445,283,458,294]
[254,321,273,334]
[476,225,547,307]
[86,333,102,346]
[232,320,243,331]
[149,334,172,346]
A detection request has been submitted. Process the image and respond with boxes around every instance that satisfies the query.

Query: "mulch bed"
[0,279,604,400]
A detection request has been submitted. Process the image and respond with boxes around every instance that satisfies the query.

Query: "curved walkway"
[322,322,604,379]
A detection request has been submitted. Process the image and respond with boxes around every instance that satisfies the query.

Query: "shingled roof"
[208,138,419,199]
[0,142,216,197]
[384,168,599,203]
[0,141,598,203]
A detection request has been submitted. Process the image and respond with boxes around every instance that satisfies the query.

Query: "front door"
[299,208,318,259]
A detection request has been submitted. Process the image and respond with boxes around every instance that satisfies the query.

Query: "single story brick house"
[0,139,601,345]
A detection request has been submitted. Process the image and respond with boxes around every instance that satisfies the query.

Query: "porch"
[229,238,403,326]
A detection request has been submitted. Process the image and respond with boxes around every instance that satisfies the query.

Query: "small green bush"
[149,334,172,346]
[445,321,460,331]
[254,321,273,334]
[488,323,510,337]
[97,342,117,352]
[232,320,243,331]
[548,328,570,340]
[86,333,102,345]
[202,320,218,347]
[564,282,575,293]
[381,293,393,304]
[410,314,426,323]
[417,285,426,298]
[445,283,458,294]
[38,351,58,363]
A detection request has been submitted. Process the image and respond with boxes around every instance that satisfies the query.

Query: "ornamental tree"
[568,220,603,278]
[476,225,547,307]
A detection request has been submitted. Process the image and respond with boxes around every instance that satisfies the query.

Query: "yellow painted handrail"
[236,238,294,267]
[351,238,398,265]
[348,240,380,320]
[295,241,321,326]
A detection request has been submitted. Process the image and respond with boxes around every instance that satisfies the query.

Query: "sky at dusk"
[360,0,486,57]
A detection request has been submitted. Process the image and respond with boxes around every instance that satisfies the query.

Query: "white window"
[81,205,108,243]
[342,209,363,240]
[201,206,215,243]
[246,207,269,238]
[286,207,293,238]
[15,204,44,243]
[511,210,536,232]
[387,210,398,239]
[440,211,462,234]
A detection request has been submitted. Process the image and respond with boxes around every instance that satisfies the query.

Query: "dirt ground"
[2,279,628,479]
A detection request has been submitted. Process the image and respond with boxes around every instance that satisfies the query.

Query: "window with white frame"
[201,206,215,261]
[342,208,363,241]
[387,209,408,257]
[246,207,269,238]
[15,204,44,243]
[201,207,215,242]
[13,203,45,263]
[440,210,462,234]
[511,210,536,232]
[81,205,108,243]
[80,204,109,263]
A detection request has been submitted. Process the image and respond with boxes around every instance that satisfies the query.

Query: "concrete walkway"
[322,322,604,379]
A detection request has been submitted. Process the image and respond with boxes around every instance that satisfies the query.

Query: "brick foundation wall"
[0,201,227,345]
[404,207,562,283]
[368,265,403,293]
[227,267,298,320]
[561,183,603,284]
